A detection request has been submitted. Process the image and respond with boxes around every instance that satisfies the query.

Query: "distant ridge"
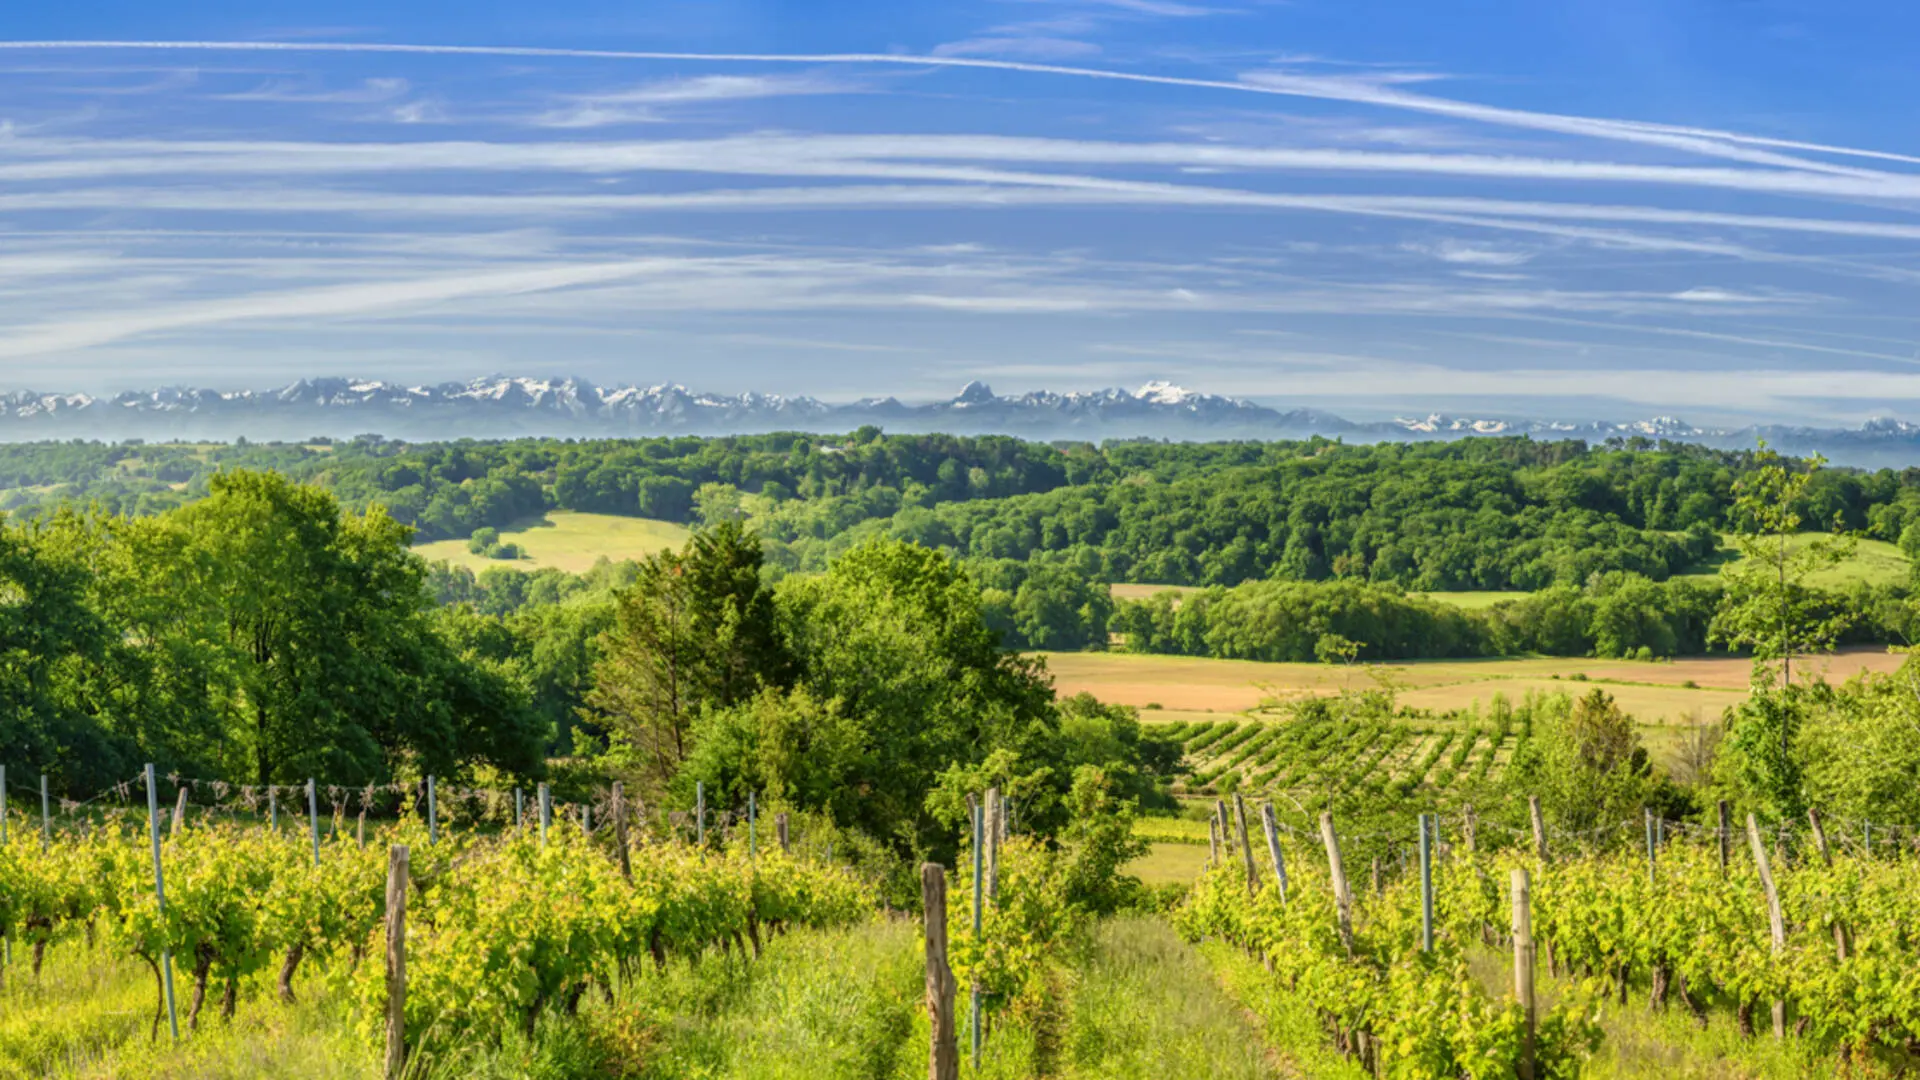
[5,375,1919,466]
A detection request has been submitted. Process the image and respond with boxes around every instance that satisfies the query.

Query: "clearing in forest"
[412,511,691,573]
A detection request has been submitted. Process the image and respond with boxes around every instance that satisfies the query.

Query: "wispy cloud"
[216,76,408,103]
[933,36,1105,60]
[1406,239,1535,266]
[532,72,856,128]
[11,40,1913,172]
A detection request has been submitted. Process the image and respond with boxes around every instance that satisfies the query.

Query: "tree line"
[13,433,1920,591]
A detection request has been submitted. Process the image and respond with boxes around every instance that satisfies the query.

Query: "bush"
[467,526,500,555]
[488,542,523,560]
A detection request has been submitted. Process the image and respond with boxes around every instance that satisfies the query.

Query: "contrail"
[4,39,1919,172]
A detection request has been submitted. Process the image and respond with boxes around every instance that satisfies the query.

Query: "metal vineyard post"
[143,764,180,1042]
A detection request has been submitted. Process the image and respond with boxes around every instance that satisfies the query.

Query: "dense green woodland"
[11,431,1920,590]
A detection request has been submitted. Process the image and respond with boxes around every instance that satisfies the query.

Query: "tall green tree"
[587,522,791,795]
[1710,446,1856,691]
[159,472,544,784]
[773,539,1060,856]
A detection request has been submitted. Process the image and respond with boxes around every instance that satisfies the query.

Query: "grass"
[1676,532,1910,589]
[1198,939,1369,1080]
[411,512,691,574]
[1417,590,1529,609]
[1460,948,1839,1080]
[1109,583,1205,602]
[0,946,371,1080]
[1056,918,1287,1079]
[1127,842,1211,886]
[1132,815,1214,846]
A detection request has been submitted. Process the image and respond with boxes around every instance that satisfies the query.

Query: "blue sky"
[6,2,1920,424]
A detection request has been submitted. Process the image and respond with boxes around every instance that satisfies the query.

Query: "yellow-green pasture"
[412,511,691,574]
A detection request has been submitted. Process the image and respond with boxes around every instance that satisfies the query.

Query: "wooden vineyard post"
[984,787,1001,902]
[1462,803,1478,854]
[1259,801,1289,903]
[1645,809,1657,885]
[357,808,367,849]
[270,787,278,832]
[143,764,180,1042]
[1512,868,1536,1080]
[1528,795,1548,863]
[426,775,438,846]
[612,782,632,881]
[1728,799,1743,876]
[538,783,551,849]
[1745,814,1787,1039]
[302,779,319,865]
[1319,812,1354,955]
[1371,857,1382,898]
[1207,816,1220,869]
[171,786,189,837]
[1418,813,1434,953]
[922,863,959,1080]
[696,781,706,846]
[515,787,524,831]
[1807,809,1848,961]
[385,845,410,1080]
[777,812,790,853]
[969,801,984,1064]
[40,774,49,849]
[1233,794,1258,895]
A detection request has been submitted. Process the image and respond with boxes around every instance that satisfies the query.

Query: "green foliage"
[1712,447,1859,688]
[1177,852,1605,1078]
[1506,688,1653,834]
[2,472,545,792]
[587,522,792,796]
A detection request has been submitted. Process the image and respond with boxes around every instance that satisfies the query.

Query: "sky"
[6,3,1920,424]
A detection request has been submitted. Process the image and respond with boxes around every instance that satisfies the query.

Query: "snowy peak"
[5,376,1920,467]
[1134,380,1196,405]
[953,380,997,406]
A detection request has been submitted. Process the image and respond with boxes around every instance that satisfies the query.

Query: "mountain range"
[6,375,1920,467]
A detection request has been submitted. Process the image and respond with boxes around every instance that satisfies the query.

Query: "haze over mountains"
[6,376,1920,467]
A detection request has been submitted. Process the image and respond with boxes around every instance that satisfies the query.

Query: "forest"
[9,432,1920,589]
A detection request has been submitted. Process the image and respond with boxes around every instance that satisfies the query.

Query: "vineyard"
[1160,694,1529,801]
[1177,798,1920,1077]
[0,774,872,1077]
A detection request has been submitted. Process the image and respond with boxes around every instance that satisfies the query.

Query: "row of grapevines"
[1497,843,1920,1062]
[0,812,872,1048]
[1185,721,1241,754]
[1177,857,1603,1077]
[1394,730,1456,796]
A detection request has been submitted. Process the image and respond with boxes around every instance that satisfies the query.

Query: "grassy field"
[1415,590,1528,609]
[1109,583,1204,602]
[1038,647,1903,722]
[412,512,690,574]
[1677,532,1910,588]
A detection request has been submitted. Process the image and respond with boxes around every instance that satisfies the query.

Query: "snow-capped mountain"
[6,375,1920,466]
